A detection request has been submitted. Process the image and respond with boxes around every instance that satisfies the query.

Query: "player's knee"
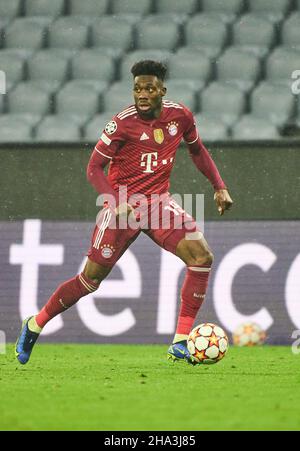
[83,263,111,285]
[192,250,214,267]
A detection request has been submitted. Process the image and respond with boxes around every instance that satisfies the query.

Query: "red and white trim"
[93,208,112,250]
[189,266,211,272]
[186,135,199,145]
[94,146,112,159]
[117,106,137,120]
[163,100,183,109]
[78,274,97,293]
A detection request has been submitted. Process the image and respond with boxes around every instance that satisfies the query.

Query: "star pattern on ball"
[208,332,219,347]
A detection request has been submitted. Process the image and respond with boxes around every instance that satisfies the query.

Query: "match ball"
[187,323,229,364]
[232,322,266,346]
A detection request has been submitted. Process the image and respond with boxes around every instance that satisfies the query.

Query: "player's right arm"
[86,117,133,216]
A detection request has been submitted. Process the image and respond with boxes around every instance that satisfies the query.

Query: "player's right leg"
[15,258,111,365]
[15,210,140,364]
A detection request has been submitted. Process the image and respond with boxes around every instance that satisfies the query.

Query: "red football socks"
[175,265,211,336]
[35,273,99,328]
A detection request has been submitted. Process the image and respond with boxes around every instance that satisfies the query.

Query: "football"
[232,322,266,346]
[187,323,229,364]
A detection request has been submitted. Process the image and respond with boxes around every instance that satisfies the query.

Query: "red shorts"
[87,193,200,267]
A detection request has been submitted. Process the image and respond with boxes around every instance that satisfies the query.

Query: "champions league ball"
[232,322,266,346]
[187,323,229,364]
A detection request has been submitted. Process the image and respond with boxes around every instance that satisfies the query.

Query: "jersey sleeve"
[94,115,126,160]
[182,106,199,145]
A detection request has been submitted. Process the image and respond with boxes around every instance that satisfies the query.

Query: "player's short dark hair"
[131,60,167,81]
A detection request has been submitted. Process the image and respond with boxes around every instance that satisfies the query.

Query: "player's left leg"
[165,231,213,364]
[174,233,213,341]
[145,196,213,364]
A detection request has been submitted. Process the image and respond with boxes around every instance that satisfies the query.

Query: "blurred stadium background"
[0,0,299,140]
[0,0,300,345]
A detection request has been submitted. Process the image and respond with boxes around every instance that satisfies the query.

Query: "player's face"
[133,75,166,118]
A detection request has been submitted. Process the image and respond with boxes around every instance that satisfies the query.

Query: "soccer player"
[15,60,233,365]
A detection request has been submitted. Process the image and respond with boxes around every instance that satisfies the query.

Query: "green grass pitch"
[1,344,300,431]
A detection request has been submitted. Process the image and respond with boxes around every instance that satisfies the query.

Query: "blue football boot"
[15,317,40,364]
[167,341,196,365]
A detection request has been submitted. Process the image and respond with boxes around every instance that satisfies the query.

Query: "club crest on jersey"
[154,128,164,144]
[101,244,115,258]
[105,121,117,135]
[166,121,179,136]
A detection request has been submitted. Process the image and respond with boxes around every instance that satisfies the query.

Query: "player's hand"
[214,189,233,216]
[114,202,134,218]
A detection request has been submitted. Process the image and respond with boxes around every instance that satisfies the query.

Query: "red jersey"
[94,100,198,199]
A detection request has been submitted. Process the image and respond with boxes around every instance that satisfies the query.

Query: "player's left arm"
[183,109,233,215]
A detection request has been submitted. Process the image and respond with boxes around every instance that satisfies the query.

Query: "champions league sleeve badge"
[105,121,117,135]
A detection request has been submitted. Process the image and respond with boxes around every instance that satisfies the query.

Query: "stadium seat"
[250,82,295,127]
[83,112,117,141]
[55,80,107,117]
[0,112,42,126]
[69,0,108,16]
[232,14,276,59]
[42,112,89,127]
[28,50,70,85]
[232,115,280,140]
[202,0,244,13]
[216,48,260,93]
[103,82,135,112]
[185,15,228,59]
[136,16,180,51]
[24,79,62,95]
[168,52,211,85]
[91,17,134,54]
[0,115,33,142]
[0,17,9,46]
[25,0,66,18]
[266,47,300,86]
[201,0,244,24]
[8,82,52,115]
[4,17,51,50]
[0,50,26,89]
[120,49,172,81]
[35,115,81,142]
[71,50,116,83]
[0,0,22,20]
[156,0,198,14]
[164,83,198,112]
[281,13,300,51]
[200,82,246,127]
[111,0,153,15]
[49,16,91,50]
[194,114,229,141]
[114,14,143,25]
[167,79,204,93]
[248,0,291,23]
